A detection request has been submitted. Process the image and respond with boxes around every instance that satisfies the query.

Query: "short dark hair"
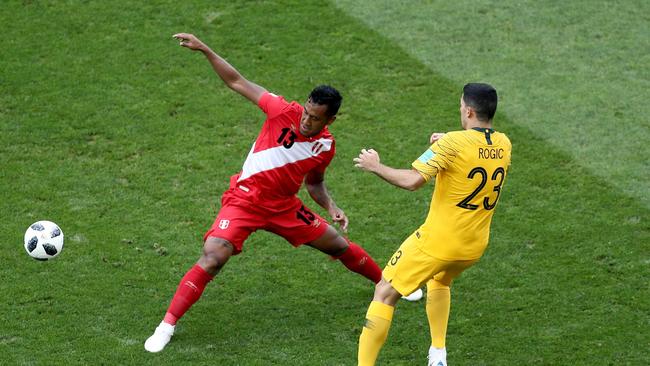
[308,85,342,117]
[462,83,498,122]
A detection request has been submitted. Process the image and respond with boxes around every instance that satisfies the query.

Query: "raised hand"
[353,148,381,173]
[172,33,206,51]
[430,132,445,144]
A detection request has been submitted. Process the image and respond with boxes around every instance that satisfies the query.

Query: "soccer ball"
[24,220,64,260]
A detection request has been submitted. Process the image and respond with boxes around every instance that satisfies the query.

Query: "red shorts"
[203,193,329,255]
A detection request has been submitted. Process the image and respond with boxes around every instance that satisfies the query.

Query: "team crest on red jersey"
[218,219,230,229]
[311,141,324,155]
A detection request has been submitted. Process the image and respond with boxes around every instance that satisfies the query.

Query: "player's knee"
[200,238,233,272]
[330,239,349,257]
[372,279,401,305]
[307,227,348,257]
[374,279,392,294]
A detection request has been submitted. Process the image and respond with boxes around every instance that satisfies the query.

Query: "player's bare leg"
[358,278,401,366]
[144,237,233,353]
[306,225,382,283]
[306,226,421,300]
[197,237,234,275]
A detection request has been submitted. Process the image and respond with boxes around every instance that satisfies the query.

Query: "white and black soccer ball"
[24,220,64,260]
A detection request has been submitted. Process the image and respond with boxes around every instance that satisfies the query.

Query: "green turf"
[334,0,650,209]
[1,1,648,365]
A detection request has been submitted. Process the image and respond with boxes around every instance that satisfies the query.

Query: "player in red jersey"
[144,33,383,353]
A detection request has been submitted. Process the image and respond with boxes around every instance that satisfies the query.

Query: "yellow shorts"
[382,231,478,296]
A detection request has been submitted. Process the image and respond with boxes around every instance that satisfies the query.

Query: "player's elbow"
[305,181,323,194]
[399,179,420,191]
[225,74,248,91]
[402,171,426,191]
[226,78,245,92]
[403,182,420,191]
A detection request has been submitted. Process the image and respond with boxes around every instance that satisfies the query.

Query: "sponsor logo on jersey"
[218,219,230,229]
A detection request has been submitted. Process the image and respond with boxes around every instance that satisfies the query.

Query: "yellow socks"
[426,283,451,349]
[358,301,394,366]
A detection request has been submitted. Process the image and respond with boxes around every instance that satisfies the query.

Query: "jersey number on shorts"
[296,205,316,225]
[389,250,403,266]
[457,167,505,210]
[278,127,297,149]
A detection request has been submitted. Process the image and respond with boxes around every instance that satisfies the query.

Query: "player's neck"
[465,119,492,130]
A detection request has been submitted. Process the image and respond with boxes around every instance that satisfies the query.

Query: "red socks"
[335,242,382,284]
[162,244,379,326]
[163,264,214,325]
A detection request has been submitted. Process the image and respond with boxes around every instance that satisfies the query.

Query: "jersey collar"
[296,124,330,141]
[471,127,495,145]
[471,127,494,133]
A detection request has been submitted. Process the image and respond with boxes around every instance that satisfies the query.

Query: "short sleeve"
[312,144,335,175]
[258,92,289,119]
[411,133,460,182]
[505,137,513,169]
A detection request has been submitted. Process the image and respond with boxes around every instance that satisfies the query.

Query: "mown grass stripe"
[1,1,647,365]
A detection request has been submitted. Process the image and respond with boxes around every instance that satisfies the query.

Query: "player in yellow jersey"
[354,83,511,366]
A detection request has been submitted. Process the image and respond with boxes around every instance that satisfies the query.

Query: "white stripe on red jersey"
[238,138,334,181]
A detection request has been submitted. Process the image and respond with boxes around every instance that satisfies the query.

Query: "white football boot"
[427,346,447,366]
[144,321,175,353]
[402,288,424,302]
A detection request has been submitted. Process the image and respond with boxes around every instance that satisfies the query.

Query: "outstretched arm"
[354,149,425,191]
[173,33,267,105]
[305,170,349,233]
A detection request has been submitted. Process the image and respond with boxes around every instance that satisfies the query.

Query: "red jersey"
[225,92,336,213]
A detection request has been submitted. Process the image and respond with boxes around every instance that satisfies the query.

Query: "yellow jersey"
[411,128,512,260]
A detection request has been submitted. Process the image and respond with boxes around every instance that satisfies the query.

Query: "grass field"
[1,1,648,365]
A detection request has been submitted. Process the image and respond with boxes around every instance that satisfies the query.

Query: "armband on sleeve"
[412,148,438,182]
